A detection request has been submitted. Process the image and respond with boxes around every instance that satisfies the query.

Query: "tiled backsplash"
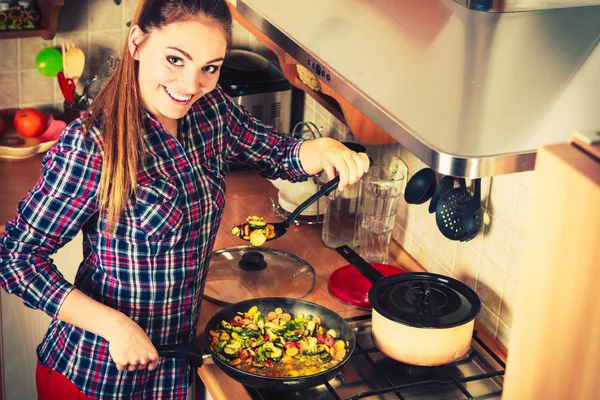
[2,0,532,349]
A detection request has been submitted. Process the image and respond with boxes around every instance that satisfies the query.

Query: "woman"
[0,0,368,399]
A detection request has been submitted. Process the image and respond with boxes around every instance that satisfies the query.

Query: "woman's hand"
[106,313,160,372]
[300,137,370,191]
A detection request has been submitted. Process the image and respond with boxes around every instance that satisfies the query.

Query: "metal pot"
[155,297,356,391]
[335,245,480,366]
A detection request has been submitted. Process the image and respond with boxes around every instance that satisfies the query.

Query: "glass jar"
[321,142,366,249]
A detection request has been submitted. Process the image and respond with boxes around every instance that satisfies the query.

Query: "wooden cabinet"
[0,0,64,40]
[502,138,600,399]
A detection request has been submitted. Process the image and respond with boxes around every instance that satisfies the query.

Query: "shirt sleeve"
[0,122,102,318]
[221,89,311,182]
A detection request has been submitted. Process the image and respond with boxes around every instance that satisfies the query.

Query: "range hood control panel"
[307,58,331,82]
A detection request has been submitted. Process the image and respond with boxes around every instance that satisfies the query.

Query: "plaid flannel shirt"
[0,85,309,399]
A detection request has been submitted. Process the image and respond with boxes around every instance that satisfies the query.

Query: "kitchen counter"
[194,168,445,399]
[0,158,505,398]
[0,154,46,235]
[194,168,372,399]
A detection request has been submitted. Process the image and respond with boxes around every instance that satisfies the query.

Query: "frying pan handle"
[335,245,385,283]
[155,343,210,369]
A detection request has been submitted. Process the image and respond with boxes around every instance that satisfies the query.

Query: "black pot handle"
[335,245,385,283]
[155,343,208,369]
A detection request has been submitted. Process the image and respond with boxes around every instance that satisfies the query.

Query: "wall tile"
[500,277,518,326]
[410,241,432,271]
[468,224,484,252]
[303,97,316,123]
[399,146,420,181]
[431,257,452,277]
[507,232,524,283]
[89,0,123,32]
[506,172,520,182]
[392,223,412,253]
[395,195,415,233]
[487,175,518,228]
[0,72,19,107]
[454,242,481,291]
[89,31,125,77]
[519,170,536,193]
[476,256,505,315]
[432,228,457,272]
[58,0,89,32]
[18,37,50,70]
[512,186,533,239]
[0,40,18,71]
[123,0,138,22]
[497,319,512,349]
[482,216,511,272]
[410,204,434,252]
[478,177,492,210]
[20,71,54,105]
[477,303,499,337]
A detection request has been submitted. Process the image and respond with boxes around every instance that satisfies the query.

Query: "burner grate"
[247,314,505,400]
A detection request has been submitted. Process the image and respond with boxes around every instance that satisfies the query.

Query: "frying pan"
[155,297,356,391]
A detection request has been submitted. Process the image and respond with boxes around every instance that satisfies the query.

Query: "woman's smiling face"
[129,18,227,127]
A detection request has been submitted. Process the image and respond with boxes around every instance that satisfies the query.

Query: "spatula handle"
[283,176,339,226]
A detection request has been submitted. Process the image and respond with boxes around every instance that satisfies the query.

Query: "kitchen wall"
[0,0,137,112]
[232,21,534,351]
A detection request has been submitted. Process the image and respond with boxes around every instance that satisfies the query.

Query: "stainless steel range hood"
[236,0,600,177]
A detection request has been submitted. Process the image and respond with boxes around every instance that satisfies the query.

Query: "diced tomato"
[316,334,326,344]
[264,360,275,367]
[325,337,335,347]
[264,334,270,341]
[210,337,218,346]
[284,341,299,349]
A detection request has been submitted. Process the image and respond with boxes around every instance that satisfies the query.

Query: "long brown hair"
[85,0,232,231]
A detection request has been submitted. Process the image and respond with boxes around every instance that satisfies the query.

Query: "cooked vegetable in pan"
[208,305,348,377]
[231,216,275,246]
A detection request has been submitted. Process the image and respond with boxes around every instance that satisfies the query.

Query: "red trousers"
[36,361,90,400]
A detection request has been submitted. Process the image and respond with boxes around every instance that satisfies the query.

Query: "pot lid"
[369,273,481,329]
[203,246,316,306]
[328,263,406,309]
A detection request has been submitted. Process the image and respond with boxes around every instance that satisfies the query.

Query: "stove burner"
[248,317,505,400]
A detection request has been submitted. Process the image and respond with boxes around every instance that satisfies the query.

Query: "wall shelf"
[0,0,64,40]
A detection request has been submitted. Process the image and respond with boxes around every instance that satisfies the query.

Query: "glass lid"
[203,246,316,306]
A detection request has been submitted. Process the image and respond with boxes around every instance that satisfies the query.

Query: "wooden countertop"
[194,169,424,400]
[0,154,46,235]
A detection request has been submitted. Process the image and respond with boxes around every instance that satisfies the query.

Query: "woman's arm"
[58,289,159,371]
[0,123,158,372]
[299,137,370,191]
[219,89,368,187]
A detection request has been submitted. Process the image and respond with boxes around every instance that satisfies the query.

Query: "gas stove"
[245,315,505,400]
